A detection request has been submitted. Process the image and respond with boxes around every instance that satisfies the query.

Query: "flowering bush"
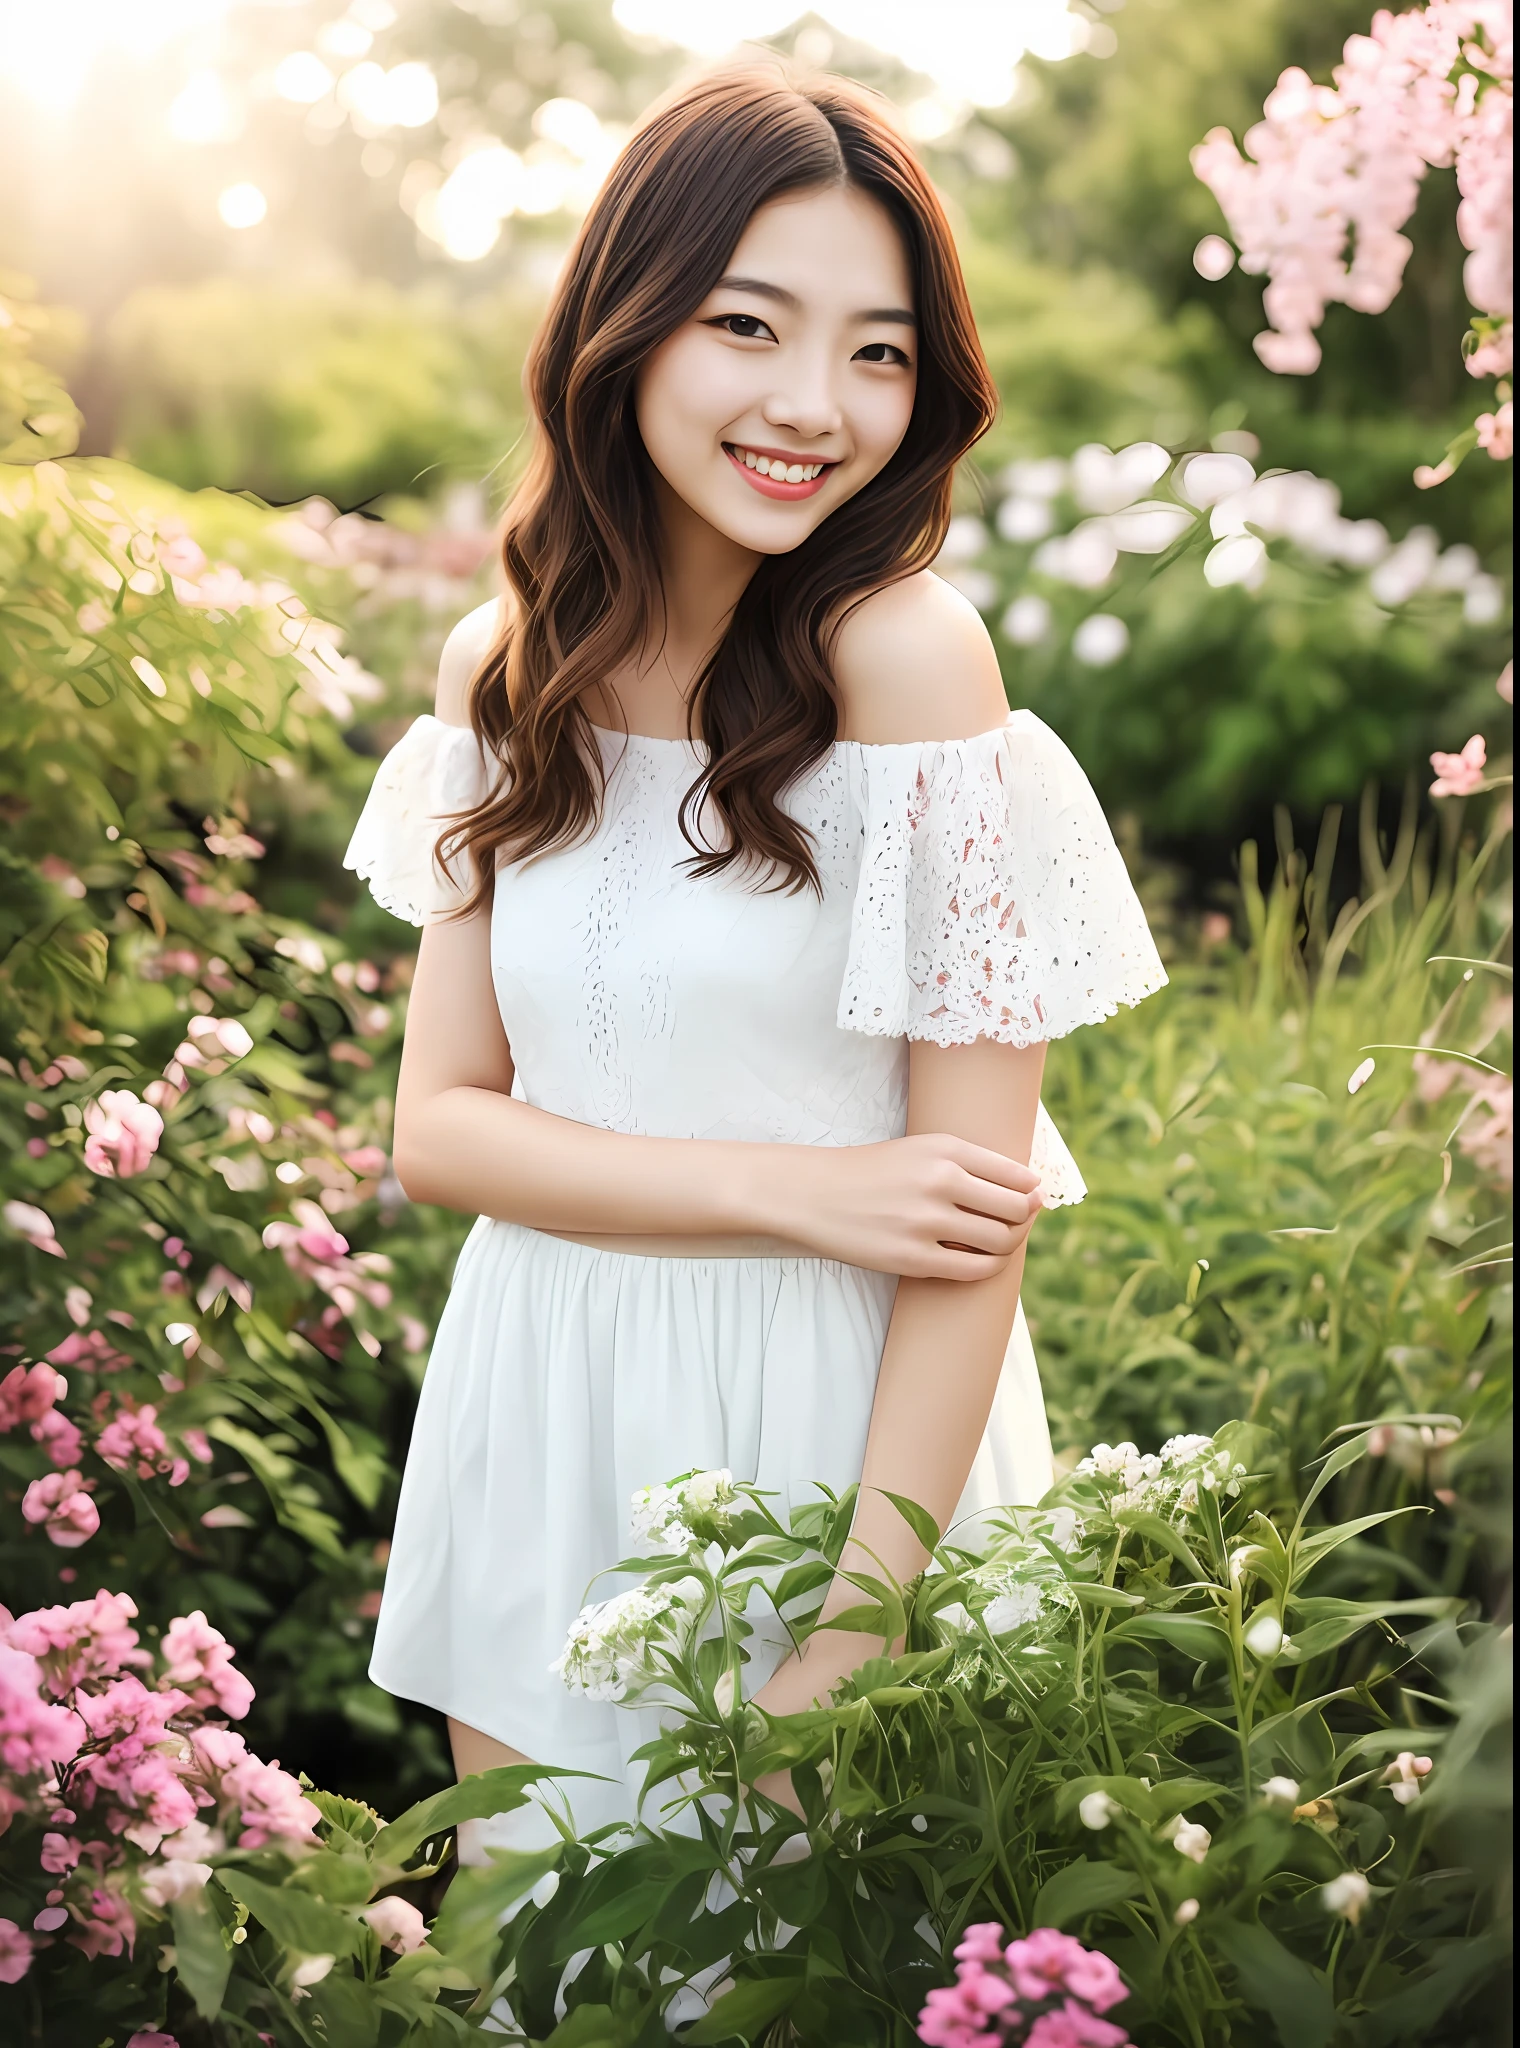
[1191,1,1513,481]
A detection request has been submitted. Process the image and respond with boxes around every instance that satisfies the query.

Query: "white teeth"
[731,446,829,482]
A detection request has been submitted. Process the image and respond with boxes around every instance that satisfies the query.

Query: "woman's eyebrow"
[712,275,916,325]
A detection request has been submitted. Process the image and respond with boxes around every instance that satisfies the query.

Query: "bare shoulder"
[435,595,508,725]
[832,571,1007,744]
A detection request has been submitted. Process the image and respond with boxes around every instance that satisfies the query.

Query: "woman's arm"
[753,569,1049,1722]
[752,1034,1045,1720]
[391,605,1042,1280]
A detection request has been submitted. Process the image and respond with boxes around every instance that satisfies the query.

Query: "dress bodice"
[345,710,1168,1205]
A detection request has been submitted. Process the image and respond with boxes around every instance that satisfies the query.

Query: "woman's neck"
[590,478,761,738]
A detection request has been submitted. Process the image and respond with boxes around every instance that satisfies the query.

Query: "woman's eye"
[854,341,911,367]
[714,314,774,340]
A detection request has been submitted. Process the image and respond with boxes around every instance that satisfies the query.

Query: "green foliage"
[100,277,542,510]
[0,280,82,464]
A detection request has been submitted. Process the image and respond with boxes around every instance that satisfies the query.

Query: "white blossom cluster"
[549,1576,702,1703]
[627,1468,739,1555]
[1078,1433,1247,1517]
[956,1505,1088,1640]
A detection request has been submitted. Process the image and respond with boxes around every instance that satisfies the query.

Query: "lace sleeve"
[838,710,1167,1048]
[342,714,493,926]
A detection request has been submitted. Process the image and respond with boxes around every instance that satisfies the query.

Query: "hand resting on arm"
[391,601,1043,1283]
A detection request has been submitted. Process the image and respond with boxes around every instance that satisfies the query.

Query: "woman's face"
[634,182,918,558]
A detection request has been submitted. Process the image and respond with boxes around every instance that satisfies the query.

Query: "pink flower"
[189,1724,248,1776]
[0,1916,35,1985]
[82,1091,163,1179]
[953,1922,1009,1965]
[182,1428,213,1466]
[1430,733,1488,796]
[46,1329,132,1374]
[127,2035,180,2048]
[1476,398,1513,457]
[0,1644,80,1780]
[1026,2006,1130,2048]
[0,1362,67,1431]
[40,1830,81,1873]
[67,1887,135,1960]
[32,1408,84,1471]
[220,1754,321,1849]
[96,1404,174,1481]
[917,1982,998,2048]
[21,1471,99,1548]
[362,1894,428,1954]
[2,1200,64,1256]
[160,1612,255,1721]
[6,1591,147,1693]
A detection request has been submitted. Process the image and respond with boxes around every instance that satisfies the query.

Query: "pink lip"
[723,444,838,500]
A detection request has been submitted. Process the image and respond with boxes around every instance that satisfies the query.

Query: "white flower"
[1260,1775,1301,1808]
[1079,1791,1118,1830]
[1381,1752,1433,1805]
[628,1469,737,1554]
[1243,1613,1285,1659]
[161,1819,226,1861]
[1079,1441,1138,1478]
[1176,1480,1200,1512]
[290,1953,336,1996]
[140,1859,213,1908]
[1159,1434,1214,1466]
[1321,1872,1370,1923]
[1228,1546,1263,1584]
[1046,1508,1083,1553]
[530,1871,560,1910]
[550,1578,700,1702]
[1347,1057,1376,1095]
[1167,1816,1212,1864]
[982,1583,1044,1635]
[712,1669,737,1716]
[1174,1897,1201,1926]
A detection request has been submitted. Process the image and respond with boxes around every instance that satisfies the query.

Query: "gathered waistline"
[540,1227,805,1260]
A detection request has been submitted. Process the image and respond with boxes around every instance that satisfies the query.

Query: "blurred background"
[2,0,1510,885]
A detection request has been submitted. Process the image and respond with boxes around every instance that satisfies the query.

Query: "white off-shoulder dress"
[344,709,1165,1816]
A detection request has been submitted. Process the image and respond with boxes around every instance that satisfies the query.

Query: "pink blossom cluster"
[81,1091,164,1179]
[0,1362,83,1472]
[1193,3,1513,411]
[263,1198,393,1321]
[0,1589,319,1984]
[96,1401,191,1488]
[918,1925,1130,2048]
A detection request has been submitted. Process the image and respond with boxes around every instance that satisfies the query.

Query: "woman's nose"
[760,369,843,443]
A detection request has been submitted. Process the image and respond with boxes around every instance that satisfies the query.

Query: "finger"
[944,1138,1042,1193]
[924,1245,1012,1282]
[952,1172,1039,1225]
[938,1213,1017,1255]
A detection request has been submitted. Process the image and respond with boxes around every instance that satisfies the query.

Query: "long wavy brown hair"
[444,67,997,905]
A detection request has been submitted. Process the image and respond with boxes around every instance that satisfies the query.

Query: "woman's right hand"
[764,1133,1042,1280]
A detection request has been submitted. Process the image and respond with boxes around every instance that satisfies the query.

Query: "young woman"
[345,68,1165,1840]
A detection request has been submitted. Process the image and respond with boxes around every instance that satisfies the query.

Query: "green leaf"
[879,1488,942,1553]
[683,1974,804,2045]
[1111,1613,1232,1661]
[372,1763,575,1867]
[1213,1921,1337,2048]
[545,2007,626,2046]
[429,1845,561,1986]
[215,1867,364,1958]
[170,1888,232,2020]
[1032,1857,1143,1929]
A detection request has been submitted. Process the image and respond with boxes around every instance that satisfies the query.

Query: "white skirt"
[370,1218,1054,1821]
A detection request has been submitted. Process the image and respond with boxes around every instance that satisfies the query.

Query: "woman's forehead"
[721,185,915,312]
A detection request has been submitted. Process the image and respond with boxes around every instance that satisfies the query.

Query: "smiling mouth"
[723,442,839,499]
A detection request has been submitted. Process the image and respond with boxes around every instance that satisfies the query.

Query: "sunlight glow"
[0,1,237,111]
[274,52,336,106]
[337,58,440,130]
[612,0,1093,106]
[168,67,240,143]
[217,179,267,228]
